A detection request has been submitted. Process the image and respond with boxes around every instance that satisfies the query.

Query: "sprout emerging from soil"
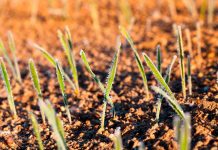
[156,55,177,121]
[185,28,193,58]
[7,31,22,83]
[187,56,192,96]
[33,43,77,92]
[119,26,149,99]
[110,127,123,150]
[80,39,120,131]
[58,26,79,94]
[39,99,67,150]
[0,57,17,118]
[143,53,185,118]
[55,60,72,124]
[174,113,191,150]
[118,0,133,28]
[29,59,46,124]
[200,0,207,21]
[176,26,186,99]
[29,112,44,150]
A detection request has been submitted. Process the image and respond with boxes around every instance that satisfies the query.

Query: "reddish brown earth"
[0,0,217,149]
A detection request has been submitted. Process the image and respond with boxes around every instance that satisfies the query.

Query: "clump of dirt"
[0,0,217,149]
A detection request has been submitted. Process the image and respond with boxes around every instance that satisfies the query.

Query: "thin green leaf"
[39,99,67,150]
[80,50,105,92]
[0,58,17,118]
[55,60,72,123]
[151,86,185,118]
[187,56,192,95]
[176,26,186,99]
[7,31,22,83]
[29,112,44,150]
[58,27,79,92]
[156,45,162,74]
[0,39,17,79]
[29,59,42,98]
[110,127,123,150]
[119,26,149,99]
[33,43,76,91]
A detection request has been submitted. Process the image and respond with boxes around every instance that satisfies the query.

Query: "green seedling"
[156,55,177,121]
[29,112,44,150]
[88,0,100,32]
[0,39,17,79]
[39,99,67,150]
[58,26,79,94]
[185,28,193,58]
[208,0,215,25]
[109,127,123,150]
[174,113,191,150]
[176,26,186,99]
[55,60,72,124]
[33,43,76,92]
[187,56,192,96]
[143,53,185,118]
[120,26,149,99]
[0,58,17,118]
[29,59,46,124]
[80,39,120,131]
[7,31,22,83]
[118,0,133,28]
[156,45,162,74]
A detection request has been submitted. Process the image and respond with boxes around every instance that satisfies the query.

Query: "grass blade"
[29,59,42,98]
[80,49,105,92]
[58,27,79,94]
[29,59,46,124]
[110,127,123,150]
[0,58,17,118]
[33,43,76,91]
[151,86,185,118]
[176,26,186,99]
[156,45,162,74]
[0,39,17,79]
[119,26,149,99]
[29,112,44,150]
[7,31,22,83]
[55,60,72,123]
[39,99,67,150]
[187,56,192,96]
[156,55,177,122]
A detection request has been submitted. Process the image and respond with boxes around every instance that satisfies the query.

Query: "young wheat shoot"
[185,28,193,58]
[29,59,46,124]
[58,26,79,94]
[0,58,17,118]
[80,39,121,131]
[156,45,162,74]
[55,60,72,123]
[187,56,192,95]
[156,55,177,121]
[174,113,191,150]
[39,99,67,150]
[0,39,17,79]
[143,53,185,118]
[118,0,133,28]
[119,26,149,99]
[109,127,123,150]
[176,26,186,99]
[7,31,22,83]
[29,112,44,150]
[33,43,76,91]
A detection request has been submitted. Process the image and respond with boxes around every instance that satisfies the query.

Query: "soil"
[0,0,217,149]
